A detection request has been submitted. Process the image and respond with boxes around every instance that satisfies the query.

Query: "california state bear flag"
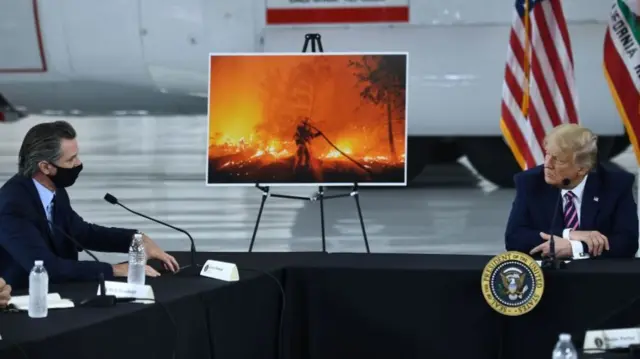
[604,0,640,164]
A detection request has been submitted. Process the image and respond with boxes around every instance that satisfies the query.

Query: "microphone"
[541,178,570,270]
[46,220,117,307]
[103,193,200,275]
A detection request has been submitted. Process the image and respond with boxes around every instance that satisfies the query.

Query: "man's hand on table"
[530,232,573,258]
[141,234,179,273]
[568,230,609,256]
[112,263,161,278]
[0,277,12,308]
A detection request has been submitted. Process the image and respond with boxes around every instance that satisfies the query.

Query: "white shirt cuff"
[562,228,590,259]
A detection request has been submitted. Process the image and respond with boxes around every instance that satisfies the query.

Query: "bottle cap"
[559,333,571,341]
[35,260,43,266]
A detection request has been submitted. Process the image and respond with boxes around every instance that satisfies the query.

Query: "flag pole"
[522,0,531,119]
[521,0,532,169]
[636,2,640,258]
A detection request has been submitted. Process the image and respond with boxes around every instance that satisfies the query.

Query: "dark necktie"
[50,194,56,224]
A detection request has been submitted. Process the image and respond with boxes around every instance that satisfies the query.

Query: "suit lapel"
[580,172,600,230]
[544,185,564,233]
[52,194,66,229]
[20,176,47,221]
[18,176,59,253]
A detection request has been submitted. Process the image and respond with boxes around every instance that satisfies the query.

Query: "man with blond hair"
[505,123,639,259]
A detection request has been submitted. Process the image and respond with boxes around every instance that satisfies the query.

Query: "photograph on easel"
[205,52,408,186]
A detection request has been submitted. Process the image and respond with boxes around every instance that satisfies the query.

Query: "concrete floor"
[0,115,636,264]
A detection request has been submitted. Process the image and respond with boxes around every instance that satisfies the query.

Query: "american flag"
[500,0,579,169]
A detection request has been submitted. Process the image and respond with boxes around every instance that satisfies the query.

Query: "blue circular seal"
[481,251,545,316]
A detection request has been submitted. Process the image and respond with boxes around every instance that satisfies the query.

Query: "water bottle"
[552,333,579,359]
[127,233,146,285]
[28,260,48,318]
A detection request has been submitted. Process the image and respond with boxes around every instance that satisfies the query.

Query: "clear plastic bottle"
[552,333,579,359]
[28,260,48,318]
[127,233,146,285]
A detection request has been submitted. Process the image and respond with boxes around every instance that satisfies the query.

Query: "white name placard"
[200,259,239,282]
[97,281,155,302]
[584,328,640,352]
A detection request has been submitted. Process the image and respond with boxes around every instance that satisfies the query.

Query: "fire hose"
[307,124,373,175]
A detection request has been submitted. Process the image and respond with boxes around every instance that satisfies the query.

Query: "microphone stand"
[80,272,117,307]
[542,235,566,270]
[48,220,117,307]
[541,179,570,270]
[104,194,201,276]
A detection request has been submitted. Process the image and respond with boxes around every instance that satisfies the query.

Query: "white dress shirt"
[32,179,55,229]
[560,175,590,259]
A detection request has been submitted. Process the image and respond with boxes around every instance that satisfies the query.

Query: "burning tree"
[257,67,285,142]
[284,56,333,126]
[257,56,333,140]
[348,55,406,161]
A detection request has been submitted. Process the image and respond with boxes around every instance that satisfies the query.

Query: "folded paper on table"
[9,292,74,310]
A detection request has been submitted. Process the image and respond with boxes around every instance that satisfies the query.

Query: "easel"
[248,33,370,254]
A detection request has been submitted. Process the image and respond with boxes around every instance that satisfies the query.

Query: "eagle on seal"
[500,270,527,297]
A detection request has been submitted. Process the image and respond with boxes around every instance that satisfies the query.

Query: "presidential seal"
[481,251,544,316]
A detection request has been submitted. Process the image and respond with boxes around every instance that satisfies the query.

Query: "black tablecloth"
[2,251,640,359]
[277,253,640,359]
[0,254,285,359]
[210,252,640,359]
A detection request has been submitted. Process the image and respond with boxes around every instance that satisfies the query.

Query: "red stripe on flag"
[500,0,578,167]
[528,104,549,149]
[549,0,574,66]
[509,29,526,70]
[266,6,409,24]
[604,33,640,138]
[507,27,550,148]
[512,19,563,130]
[529,42,563,127]
[533,5,578,124]
[506,55,547,150]
[501,103,537,167]
[505,66,524,109]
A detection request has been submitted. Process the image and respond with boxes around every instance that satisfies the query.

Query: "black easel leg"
[302,33,323,54]
[319,186,326,252]
[302,34,311,52]
[353,191,370,253]
[249,190,269,252]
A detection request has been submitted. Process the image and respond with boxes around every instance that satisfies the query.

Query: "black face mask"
[48,163,83,188]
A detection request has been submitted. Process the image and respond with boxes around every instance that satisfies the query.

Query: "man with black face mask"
[0,120,179,289]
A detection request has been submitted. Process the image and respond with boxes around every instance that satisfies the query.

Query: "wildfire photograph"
[206,52,408,186]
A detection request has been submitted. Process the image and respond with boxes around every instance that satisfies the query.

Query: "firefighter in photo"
[293,117,321,171]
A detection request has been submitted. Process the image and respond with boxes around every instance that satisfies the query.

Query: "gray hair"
[544,123,598,170]
[18,120,77,177]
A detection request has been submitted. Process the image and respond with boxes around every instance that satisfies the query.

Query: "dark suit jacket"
[0,174,137,288]
[505,164,639,258]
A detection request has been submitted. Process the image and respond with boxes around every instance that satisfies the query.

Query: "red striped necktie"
[563,191,579,229]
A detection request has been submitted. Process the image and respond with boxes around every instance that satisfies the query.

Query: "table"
[275,253,640,359]
[2,252,640,359]
[0,254,285,359]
